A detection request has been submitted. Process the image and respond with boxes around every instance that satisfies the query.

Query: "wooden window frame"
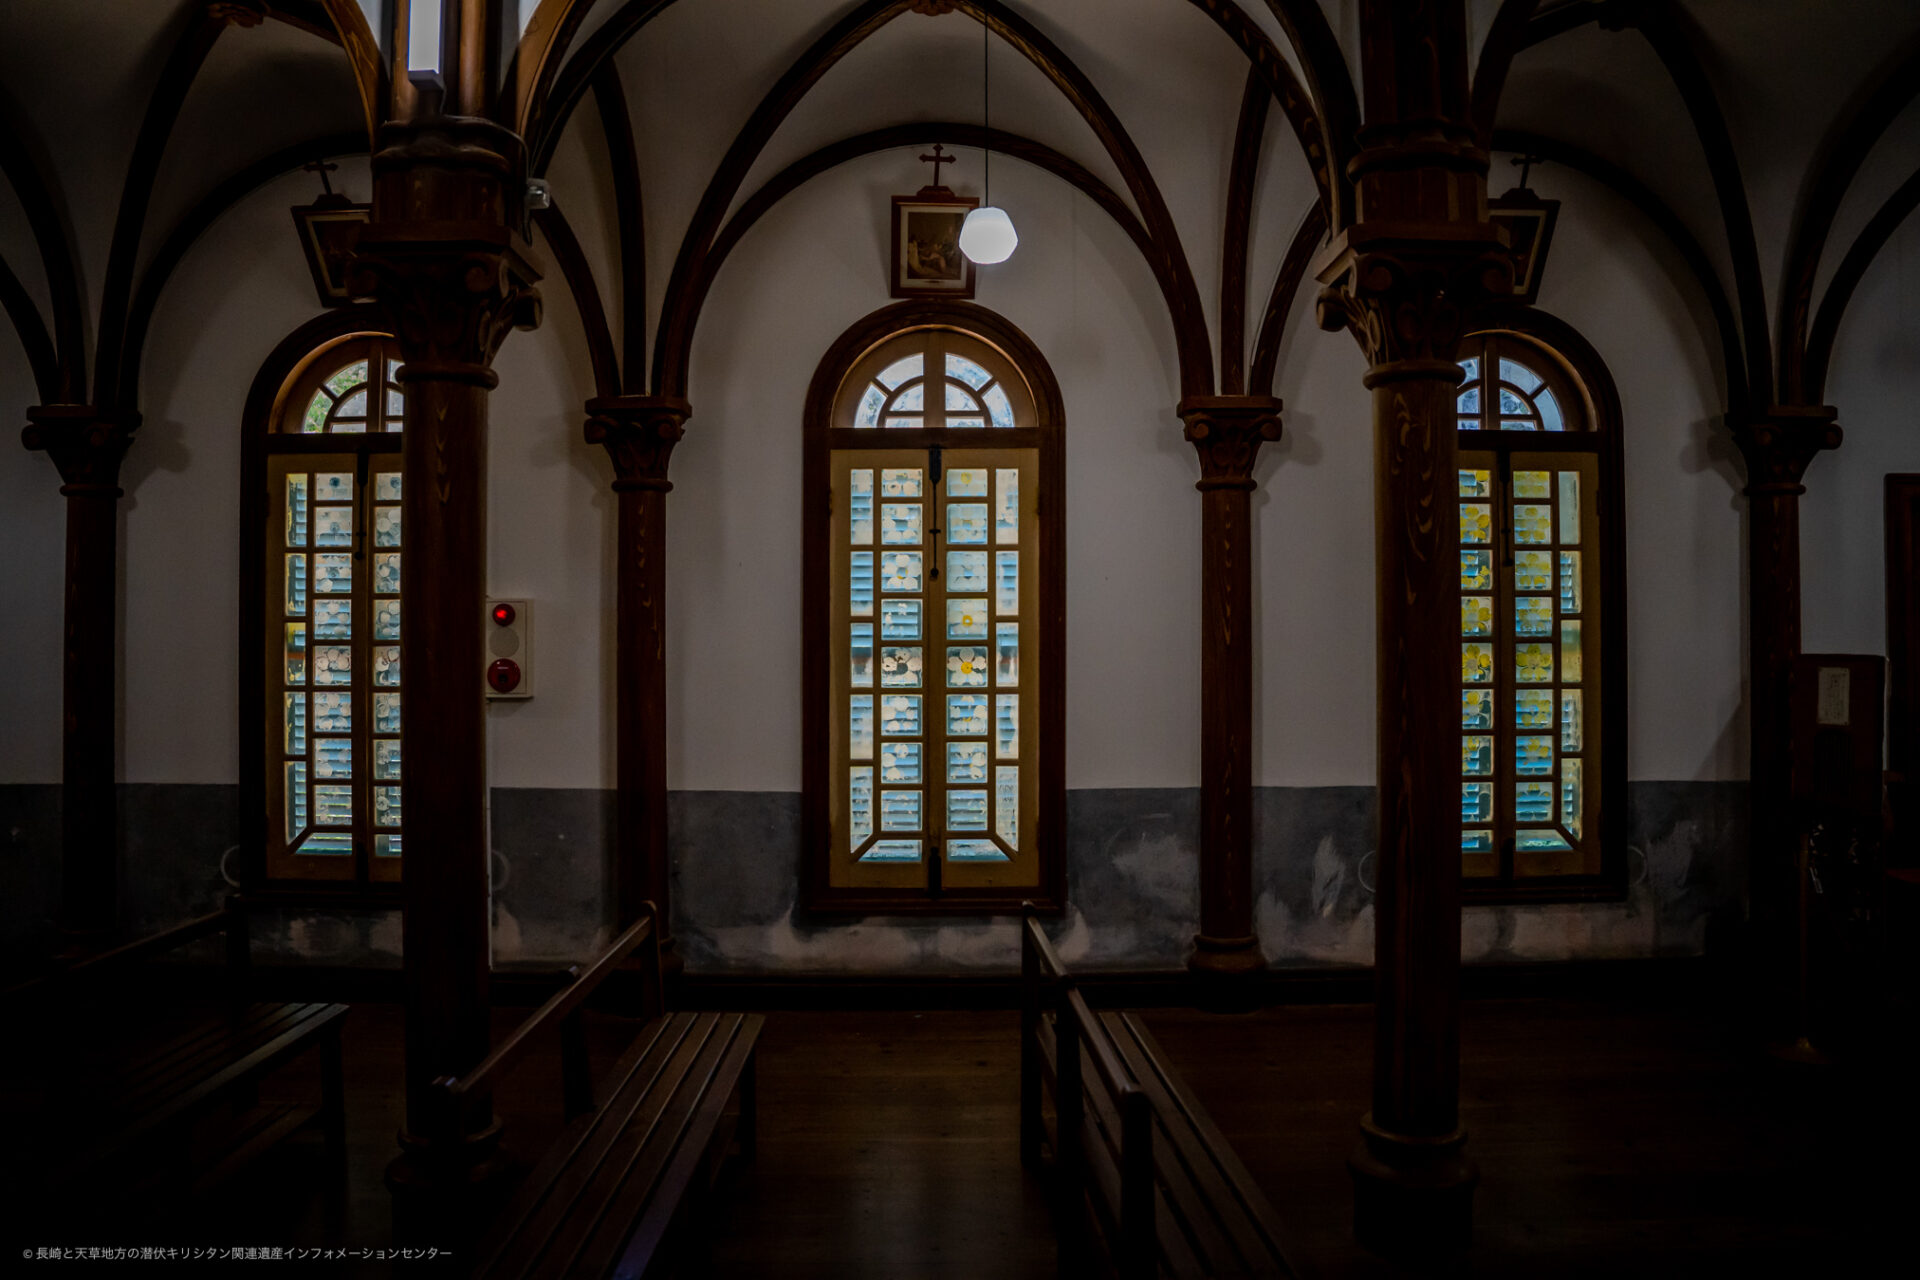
[802,301,1066,915]
[239,308,407,903]
[1457,308,1629,904]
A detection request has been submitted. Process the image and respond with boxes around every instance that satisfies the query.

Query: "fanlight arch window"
[256,334,408,886]
[805,312,1065,913]
[1454,327,1625,899]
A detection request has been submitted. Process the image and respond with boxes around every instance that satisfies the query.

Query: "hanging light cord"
[982,14,991,207]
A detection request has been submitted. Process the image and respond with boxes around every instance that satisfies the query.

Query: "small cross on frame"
[918,143,957,191]
[302,159,340,196]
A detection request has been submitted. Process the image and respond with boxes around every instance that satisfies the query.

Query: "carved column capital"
[1314,228,1513,379]
[1730,406,1842,496]
[1178,396,1283,491]
[346,116,542,383]
[585,396,692,492]
[22,405,140,495]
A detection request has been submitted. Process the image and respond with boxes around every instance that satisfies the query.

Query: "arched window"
[249,330,408,887]
[803,306,1064,913]
[1455,324,1625,899]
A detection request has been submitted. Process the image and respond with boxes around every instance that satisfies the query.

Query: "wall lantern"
[1490,156,1560,304]
[290,160,371,308]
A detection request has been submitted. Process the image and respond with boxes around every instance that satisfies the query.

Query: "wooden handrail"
[1021,907,1069,982]
[1065,986,1139,1103]
[434,906,657,1108]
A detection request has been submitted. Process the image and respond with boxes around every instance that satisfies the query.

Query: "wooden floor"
[18,988,1910,1276]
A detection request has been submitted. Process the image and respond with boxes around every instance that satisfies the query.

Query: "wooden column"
[350,114,540,1191]
[22,406,138,939]
[1179,396,1283,980]
[584,395,689,963]
[1310,3,1510,1260]
[1731,407,1841,978]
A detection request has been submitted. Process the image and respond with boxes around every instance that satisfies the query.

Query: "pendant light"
[959,16,1017,265]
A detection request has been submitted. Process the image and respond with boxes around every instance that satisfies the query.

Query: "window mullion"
[1495,450,1516,882]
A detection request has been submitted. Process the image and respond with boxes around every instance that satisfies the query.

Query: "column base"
[1349,1112,1477,1267]
[1186,932,1265,980]
[386,1116,508,1195]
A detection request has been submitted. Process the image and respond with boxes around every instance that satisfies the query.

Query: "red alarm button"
[491,602,517,626]
[487,658,522,693]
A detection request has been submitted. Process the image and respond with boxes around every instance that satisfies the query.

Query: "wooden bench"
[1021,908,1295,1278]
[3,896,348,1226]
[445,905,764,1280]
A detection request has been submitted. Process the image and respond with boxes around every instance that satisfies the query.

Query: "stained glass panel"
[315,553,351,592]
[374,506,401,547]
[1459,469,1491,498]
[1462,782,1492,823]
[285,623,307,682]
[880,741,921,784]
[1515,550,1551,592]
[1516,735,1553,776]
[286,476,309,545]
[1562,758,1583,838]
[375,552,401,594]
[995,624,1018,686]
[995,552,1018,614]
[947,354,992,389]
[314,692,349,732]
[860,840,920,862]
[949,741,989,782]
[1558,470,1581,542]
[946,598,988,639]
[315,785,352,825]
[851,552,875,615]
[315,738,351,778]
[286,556,308,614]
[948,790,987,831]
[285,694,306,754]
[881,645,922,687]
[1516,781,1553,822]
[995,767,1019,848]
[1462,596,1492,637]
[882,599,921,640]
[851,696,874,760]
[1462,551,1492,591]
[374,599,400,641]
[851,624,874,686]
[882,552,921,592]
[947,551,987,595]
[1463,690,1493,730]
[881,791,921,830]
[949,694,988,736]
[323,362,365,398]
[1461,504,1491,544]
[984,384,1014,429]
[948,646,987,687]
[1514,504,1552,544]
[1515,596,1552,636]
[881,695,920,737]
[375,787,401,827]
[286,763,308,840]
[882,468,923,497]
[374,692,400,734]
[1561,691,1583,751]
[1463,736,1493,776]
[947,468,987,496]
[1516,689,1553,729]
[850,768,874,845]
[881,503,922,544]
[314,646,350,685]
[1514,470,1550,499]
[374,646,399,686]
[948,503,988,545]
[948,840,1007,862]
[1517,830,1572,852]
[1559,552,1581,614]
[850,470,874,544]
[1463,643,1493,683]
[375,740,401,781]
[314,598,351,640]
[1516,643,1553,683]
[1561,621,1583,682]
[876,356,922,389]
[995,471,1019,542]
[996,695,1019,757]
[856,384,885,427]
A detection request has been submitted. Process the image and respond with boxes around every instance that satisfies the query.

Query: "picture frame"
[890,192,978,299]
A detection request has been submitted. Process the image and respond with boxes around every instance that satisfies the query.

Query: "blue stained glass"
[947,551,988,594]
[860,839,921,862]
[947,503,989,545]
[984,384,1015,429]
[996,552,1018,614]
[995,767,1018,848]
[1516,782,1554,823]
[882,599,921,640]
[850,552,875,615]
[946,354,992,388]
[876,356,922,389]
[949,694,989,736]
[879,741,921,785]
[375,552,401,594]
[851,624,874,686]
[1517,735,1553,775]
[945,383,980,412]
[1462,828,1494,853]
[314,737,351,779]
[285,762,308,841]
[947,840,1008,862]
[296,832,353,856]
[1517,829,1572,852]
[1462,781,1492,823]
[374,786,401,827]
[373,692,400,734]
[1539,387,1565,432]
[881,646,923,687]
[314,598,351,640]
[850,696,874,760]
[855,384,885,428]
[881,791,921,831]
[948,790,988,831]
[1500,358,1543,394]
[948,741,988,782]
[880,694,921,736]
[850,768,873,845]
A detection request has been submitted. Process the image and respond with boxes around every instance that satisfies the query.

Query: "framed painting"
[891,193,978,299]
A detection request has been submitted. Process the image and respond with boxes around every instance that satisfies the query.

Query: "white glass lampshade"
[959,205,1018,265]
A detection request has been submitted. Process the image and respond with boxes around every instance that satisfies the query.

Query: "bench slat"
[546,1014,740,1279]
[597,1014,761,1280]
[104,1004,327,1118]
[1109,1013,1296,1274]
[476,1012,705,1280]
[477,1012,762,1280]
[1071,1032,1206,1280]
